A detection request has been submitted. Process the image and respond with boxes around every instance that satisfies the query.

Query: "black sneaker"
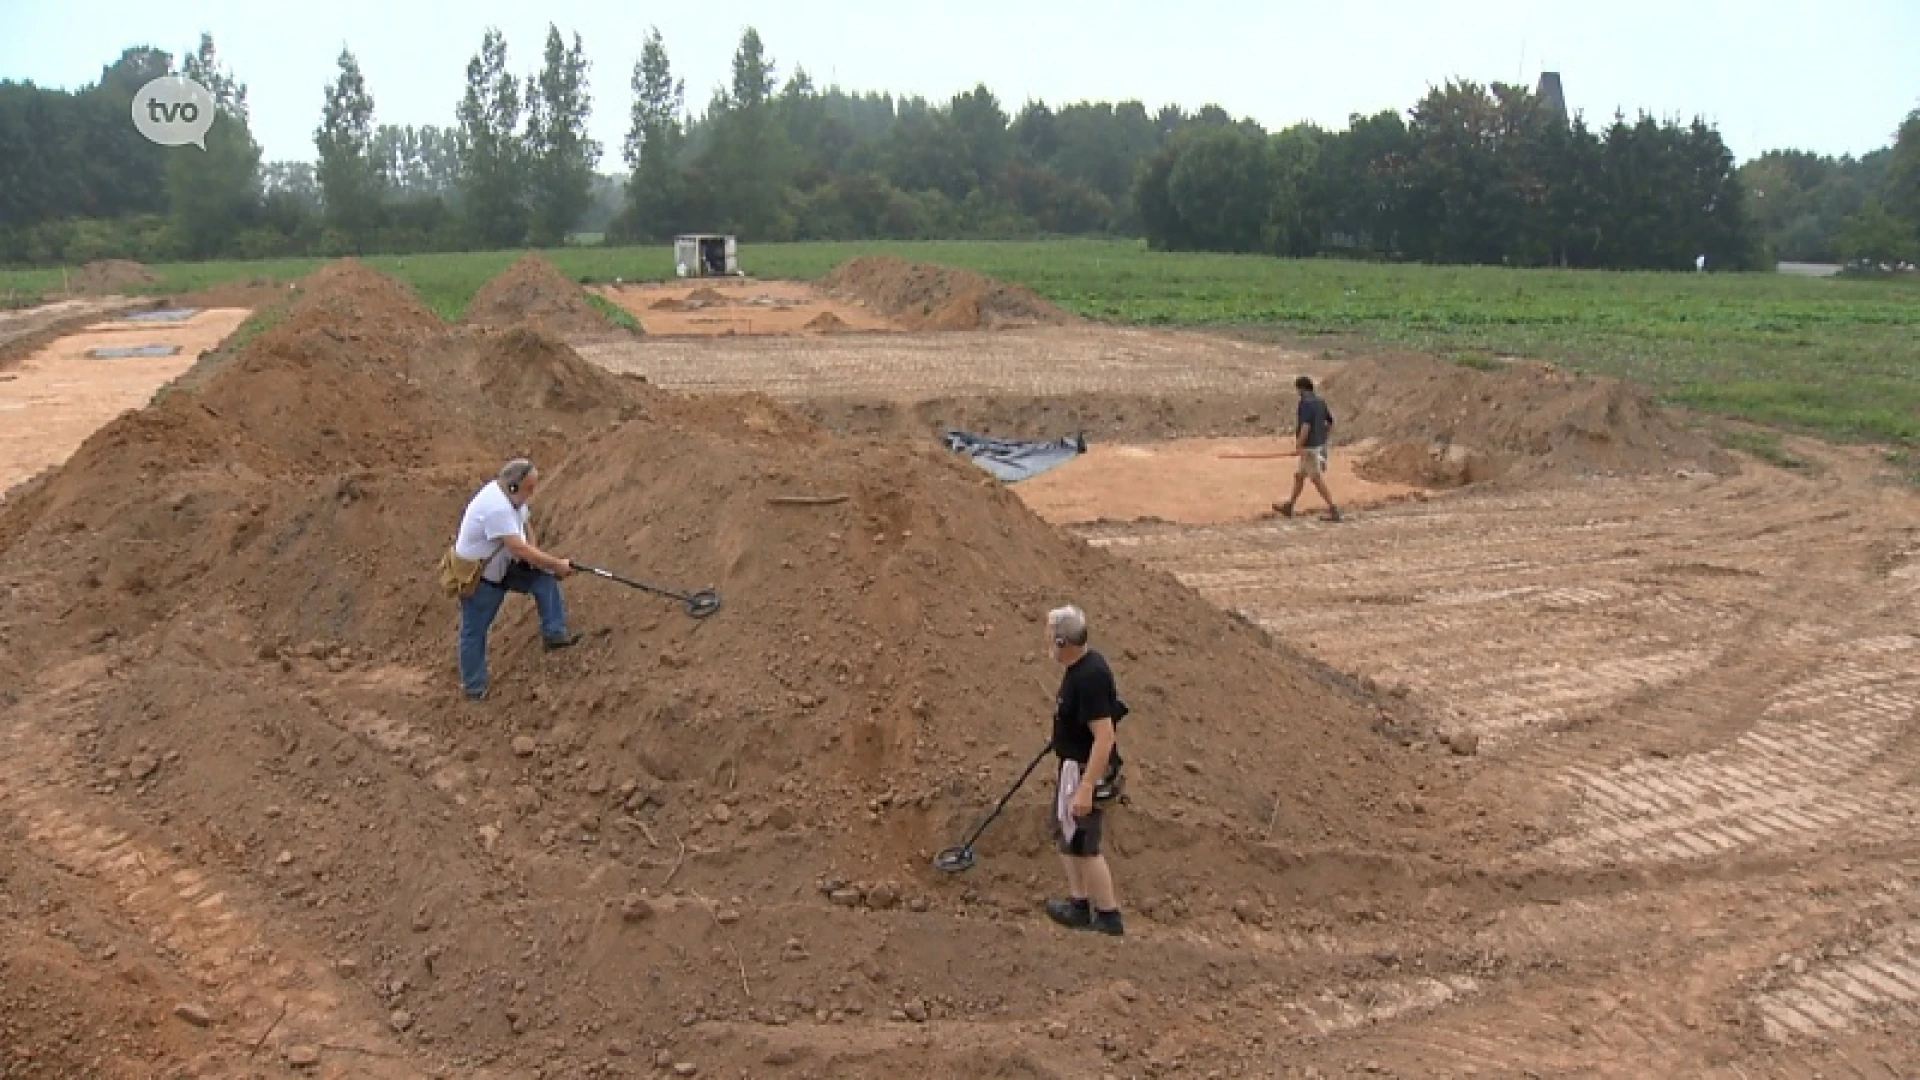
[1091,909,1125,936]
[1274,501,1295,518]
[1324,507,1343,523]
[1045,897,1092,929]
[543,631,583,651]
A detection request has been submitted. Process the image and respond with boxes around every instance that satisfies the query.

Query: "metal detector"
[933,741,1053,872]
[571,562,722,619]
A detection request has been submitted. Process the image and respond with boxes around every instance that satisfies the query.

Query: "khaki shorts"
[1296,446,1327,477]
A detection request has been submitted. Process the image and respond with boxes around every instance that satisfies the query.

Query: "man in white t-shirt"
[453,458,580,700]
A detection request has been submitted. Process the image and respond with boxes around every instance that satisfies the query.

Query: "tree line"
[2,27,1916,270]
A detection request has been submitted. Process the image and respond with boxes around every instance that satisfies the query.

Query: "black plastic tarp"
[941,429,1087,482]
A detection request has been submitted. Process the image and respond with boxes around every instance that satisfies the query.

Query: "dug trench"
[0,256,1625,1079]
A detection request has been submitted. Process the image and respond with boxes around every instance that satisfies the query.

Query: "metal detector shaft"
[960,742,1053,849]
[572,562,722,619]
[572,563,681,601]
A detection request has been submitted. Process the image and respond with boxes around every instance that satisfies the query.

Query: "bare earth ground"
[0,308,252,498]
[571,321,1920,1078]
[1,266,1917,1080]
[0,296,155,372]
[1013,437,1426,526]
[593,280,903,336]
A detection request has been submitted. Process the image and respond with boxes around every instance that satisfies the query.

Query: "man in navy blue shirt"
[1275,376,1341,522]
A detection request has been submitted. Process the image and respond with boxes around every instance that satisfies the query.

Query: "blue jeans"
[458,561,569,696]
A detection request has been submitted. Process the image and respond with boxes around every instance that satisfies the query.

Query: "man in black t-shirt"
[1275,375,1342,522]
[1043,604,1126,937]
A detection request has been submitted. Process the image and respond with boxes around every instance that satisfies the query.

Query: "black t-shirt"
[1296,394,1334,448]
[1053,649,1126,766]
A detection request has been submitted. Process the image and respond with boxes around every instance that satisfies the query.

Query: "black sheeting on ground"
[941,429,1087,482]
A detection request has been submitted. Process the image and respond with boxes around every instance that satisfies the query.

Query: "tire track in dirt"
[1076,482,1766,752]
[1755,925,1920,1043]
[0,673,433,1079]
[1536,635,1920,870]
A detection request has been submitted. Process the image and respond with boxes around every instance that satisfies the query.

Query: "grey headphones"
[500,458,535,495]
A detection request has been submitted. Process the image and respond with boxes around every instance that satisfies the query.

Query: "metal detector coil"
[932,741,1052,874]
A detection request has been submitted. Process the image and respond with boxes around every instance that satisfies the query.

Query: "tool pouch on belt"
[437,547,487,599]
[1093,696,1130,805]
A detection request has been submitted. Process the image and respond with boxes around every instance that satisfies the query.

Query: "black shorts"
[1060,807,1103,857]
[1057,759,1105,857]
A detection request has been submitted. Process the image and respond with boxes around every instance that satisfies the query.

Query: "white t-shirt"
[453,480,529,584]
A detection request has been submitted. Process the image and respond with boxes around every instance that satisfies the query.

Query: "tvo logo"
[132,76,216,150]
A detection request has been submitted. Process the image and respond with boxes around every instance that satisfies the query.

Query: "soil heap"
[68,259,159,294]
[1322,352,1735,483]
[462,252,631,336]
[818,256,1076,330]
[0,258,1490,1079]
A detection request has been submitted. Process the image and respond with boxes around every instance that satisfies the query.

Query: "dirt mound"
[174,275,291,310]
[0,260,1481,1078]
[0,258,640,648]
[818,256,1076,331]
[68,259,158,294]
[805,310,851,332]
[463,252,627,336]
[1319,353,1734,481]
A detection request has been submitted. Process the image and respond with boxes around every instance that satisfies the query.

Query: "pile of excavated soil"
[804,310,851,332]
[462,252,629,336]
[1319,353,1736,481]
[644,286,731,313]
[1354,439,1499,489]
[0,258,1492,1078]
[818,256,1076,331]
[68,259,158,294]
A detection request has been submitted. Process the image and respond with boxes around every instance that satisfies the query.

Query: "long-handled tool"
[571,562,721,619]
[933,741,1053,873]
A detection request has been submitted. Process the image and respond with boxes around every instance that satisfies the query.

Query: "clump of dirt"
[462,252,630,336]
[1354,439,1499,489]
[1319,352,1735,480]
[804,310,851,332]
[646,286,732,313]
[68,259,158,294]
[0,256,1488,1079]
[818,256,1076,330]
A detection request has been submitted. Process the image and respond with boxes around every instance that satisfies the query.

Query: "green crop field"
[4,239,1915,448]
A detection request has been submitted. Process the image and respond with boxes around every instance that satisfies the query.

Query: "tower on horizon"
[1537,71,1568,122]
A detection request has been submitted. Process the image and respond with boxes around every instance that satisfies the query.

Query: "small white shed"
[673,234,738,277]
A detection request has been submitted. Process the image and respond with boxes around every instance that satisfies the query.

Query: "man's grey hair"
[499,458,536,489]
[1048,604,1089,646]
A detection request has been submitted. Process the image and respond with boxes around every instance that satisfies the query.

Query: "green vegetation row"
[6,27,1917,272]
[4,239,1913,450]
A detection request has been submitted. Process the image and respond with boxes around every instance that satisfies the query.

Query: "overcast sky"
[4,0,1915,167]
